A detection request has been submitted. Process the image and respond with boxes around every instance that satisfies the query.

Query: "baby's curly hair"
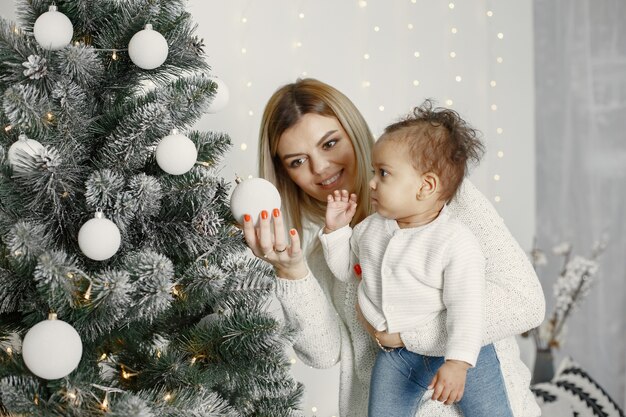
[378,99,485,202]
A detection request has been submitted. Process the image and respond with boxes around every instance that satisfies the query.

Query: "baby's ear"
[416,172,439,200]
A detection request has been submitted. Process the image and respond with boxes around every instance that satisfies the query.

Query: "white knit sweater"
[274,180,545,417]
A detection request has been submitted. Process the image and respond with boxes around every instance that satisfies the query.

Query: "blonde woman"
[241,78,544,417]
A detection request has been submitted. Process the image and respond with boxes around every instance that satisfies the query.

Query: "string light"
[490,80,497,87]
[445,99,453,106]
[312,407,318,413]
[498,151,504,158]
[241,17,247,23]
[100,393,109,411]
[111,50,118,60]
[6,347,12,355]
[74,41,80,46]
[497,32,504,40]
[449,51,456,58]
[362,80,371,87]
[487,10,494,17]
[240,143,247,150]
[295,41,302,48]
[358,0,367,7]
[374,26,380,32]
[412,80,420,86]
[46,112,54,121]
[497,127,503,134]
[448,3,455,9]
[455,75,462,82]
[163,393,173,402]
[290,358,297,364]
[298,13,305,19]
[84,283,92,300]
[451,27,458,34]
[494,196,501,202]
[491,104,498,111]
[408,23,414,30]
[414,51,420,58]
[363,53,370,60]
[99,353,108,361]
[248,174,253,179]
[4,125,12,132]
[497,56,504,63]
[246,81,252,87]
[494,174,501,181]
[241,48,247,54]
[378,105,385,111]
[248,110,254,116]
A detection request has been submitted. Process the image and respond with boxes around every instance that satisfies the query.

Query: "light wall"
[0,1,535,416]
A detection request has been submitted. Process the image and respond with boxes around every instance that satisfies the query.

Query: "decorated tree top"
[0,1,303,416]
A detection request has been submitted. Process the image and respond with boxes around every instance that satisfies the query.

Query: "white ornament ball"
[78,211,121,261]
[8,134,44,166]
[207,77,230,113]
[33,5,73,51]
[128,24,169,70]
[22,315,82,380]
[156,130,197,175]
[230,177,281,225]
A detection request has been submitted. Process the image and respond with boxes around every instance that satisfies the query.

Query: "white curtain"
[534,0,626,407]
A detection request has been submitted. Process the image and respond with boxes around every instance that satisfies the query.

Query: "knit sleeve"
[274,270,342,369]
[400,180,545,354]
[318,225,355,282]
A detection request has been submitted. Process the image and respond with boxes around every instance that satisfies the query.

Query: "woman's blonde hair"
[259,78,374,234]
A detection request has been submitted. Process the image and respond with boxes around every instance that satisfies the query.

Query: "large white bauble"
[128,24,168,70]
[78,211,121,261]
[33,5,73,51]
[22,315,82,380]
[230,177,281,225]
[155,129,197,175]
[8,134,44,166]
[206,77,230,113]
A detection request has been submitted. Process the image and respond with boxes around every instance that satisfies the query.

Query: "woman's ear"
[416,172,439,200]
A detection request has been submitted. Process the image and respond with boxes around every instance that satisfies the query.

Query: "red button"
[354,263,362,276]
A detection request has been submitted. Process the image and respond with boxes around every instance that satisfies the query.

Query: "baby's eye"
[380,169,389,177]
[322,139,338,150]
[289,158,306,168]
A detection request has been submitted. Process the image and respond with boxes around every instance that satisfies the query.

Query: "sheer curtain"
[534,0,626,406]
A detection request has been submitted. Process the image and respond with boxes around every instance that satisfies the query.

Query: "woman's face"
[276,113,358,202]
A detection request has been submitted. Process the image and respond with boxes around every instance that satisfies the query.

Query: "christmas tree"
[0,1,303,416]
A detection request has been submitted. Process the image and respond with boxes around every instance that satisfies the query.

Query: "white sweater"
[274,180,544,417]
[319,207,485,366]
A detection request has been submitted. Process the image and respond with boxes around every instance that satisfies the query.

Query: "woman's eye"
[290,158,306,168]
[322,139,338,150]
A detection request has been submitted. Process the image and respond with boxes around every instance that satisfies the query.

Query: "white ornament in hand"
[155,129,197,175]
[230,177,281,225]
[22,315,82,380]
[33,5,73,51]
[128,24,169,70]
[78,210,121,261]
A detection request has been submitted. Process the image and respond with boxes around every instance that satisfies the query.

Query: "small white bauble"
[230,177,281,225]
[33,5,73,51]
[78,210,121,261]
[155,129,197,175]
[8,134,44,166]
[128,24,168,70]
[22,314,82,380]
[206,77,230,113]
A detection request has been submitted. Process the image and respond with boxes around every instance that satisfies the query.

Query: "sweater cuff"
[444,347,479,368]
[274,270,315,298]
[318,224,352,251]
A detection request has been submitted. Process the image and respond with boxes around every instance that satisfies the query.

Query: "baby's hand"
[324,190,357,233]
[428,360,470,405]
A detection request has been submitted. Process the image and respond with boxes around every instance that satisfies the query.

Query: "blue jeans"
[368,344,513,417]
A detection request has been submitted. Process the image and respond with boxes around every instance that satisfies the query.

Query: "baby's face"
[369,140,425,220]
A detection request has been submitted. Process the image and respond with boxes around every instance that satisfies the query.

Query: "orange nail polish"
[261,210,268,220]
[290,229,296,236]
[243,214,251,222]
[273,208,280,217]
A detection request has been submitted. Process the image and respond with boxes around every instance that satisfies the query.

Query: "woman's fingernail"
[273,208,280,217]
[261,210,268,220]
[290,229,296,236]
[243,214,251,222]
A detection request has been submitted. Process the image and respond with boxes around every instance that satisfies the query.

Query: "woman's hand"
[242,208,308,280]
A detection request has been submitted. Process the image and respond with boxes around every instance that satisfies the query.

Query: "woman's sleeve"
[274,270,342,369]
[400,180,545,354]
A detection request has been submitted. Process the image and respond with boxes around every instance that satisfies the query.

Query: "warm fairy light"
[491,104,498,111]
[4,125,12,132]
[494,174,501,181]
[487,10,494,17]
[290,358,296,364]
[99,353,107,361]
[448,3,455,9]
[84,284,92,300]
[497,56,504,63]
[497,32,504,39]
[455,76,462,82]
[362,80,371,87]
[450,51,457,58]
[6,347,12,355]
[248,174,253,179]
[411,0,417,3]
[490,80,497,87]
[374,26,380,32]
[451,27,458,34]
[171,285,183,297]
[379,105,385,111]
[246,81,252,87]
[240,143,247,150]
[445,99,453,106]
[412,80,420,86]
[248,110,254,116]
[111,50,118,60]
[66,272,74,279]
[494,196,501,202]
[358,0,367,7]
[408,23,414,30]
[100,394,109,411]
[67,391,77,400]
[241,17,247,23]
[497,127,503,134]
[312,407,318,413]
[46,112,54,120]
[191,356,197,364]
[241,48,247,54]
[363,53,370,60]
[298,13,304,19]
[414,51,420,58]
[13,250,22,256]
[301,71,308,77]
[497,151,504,158]
[163,393,173,402]
[74,41,80,46]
